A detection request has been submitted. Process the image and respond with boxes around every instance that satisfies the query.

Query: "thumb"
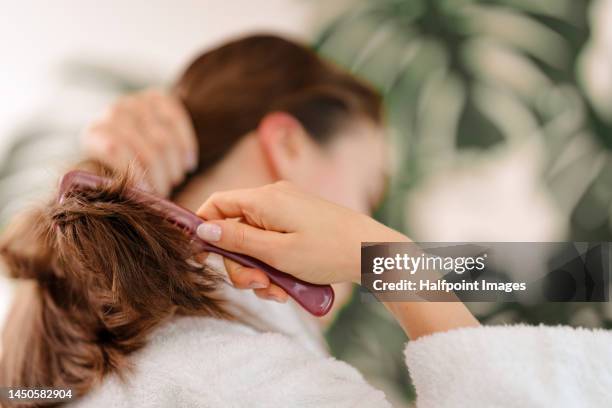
[196,219,282,265]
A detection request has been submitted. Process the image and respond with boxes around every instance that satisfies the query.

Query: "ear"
[256,112,318,181]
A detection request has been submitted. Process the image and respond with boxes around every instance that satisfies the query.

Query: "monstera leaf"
[315,0,612,241]
[316,1,612,404]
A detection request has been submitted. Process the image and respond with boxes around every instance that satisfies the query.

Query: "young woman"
[0,34,393,406]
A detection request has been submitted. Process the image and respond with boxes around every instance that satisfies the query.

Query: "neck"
[174,134,275,212]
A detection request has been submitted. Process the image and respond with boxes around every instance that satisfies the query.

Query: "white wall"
[0,0,315,145]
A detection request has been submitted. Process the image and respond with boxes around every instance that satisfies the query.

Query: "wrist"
[350,215,410,285]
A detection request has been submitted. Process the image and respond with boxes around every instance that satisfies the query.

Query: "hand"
[195,182,407,300]
[196,182,479,338]
[194,252,290,303]
[81,89,198,196]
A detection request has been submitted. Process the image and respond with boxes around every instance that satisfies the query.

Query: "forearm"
[383,301,479,340]
[363,223,480,340]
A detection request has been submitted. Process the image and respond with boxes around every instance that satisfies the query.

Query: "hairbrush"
[58,170,334,317]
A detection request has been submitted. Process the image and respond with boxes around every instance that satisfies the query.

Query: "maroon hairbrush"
[58,170,334,317]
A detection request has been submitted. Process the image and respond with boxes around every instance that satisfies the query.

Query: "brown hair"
[0,34,382,404]
[0,161,226,404]
[175,34,382,170]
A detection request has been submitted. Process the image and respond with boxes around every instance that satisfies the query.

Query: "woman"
[0,34,393,406]
[75,35,612,406]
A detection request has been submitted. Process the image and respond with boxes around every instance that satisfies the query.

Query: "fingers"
[224,259,289,302]
[149,91,198,171]
[80,89,198,196]
[140,90,194,184]
[197,188,256,220]
[254,285,289,303]
[131,90,197,175]
[223,258,269,289]
[80,123,149,186]
[120,92,179,195]
[136,97,184,189]
[196,219,284,267]
[197,184,296,232]
[109,100,171,193]
[201,253,288,303]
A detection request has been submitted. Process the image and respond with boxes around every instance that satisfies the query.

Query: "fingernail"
[197,222,222,242]
[249,281,268,289]
[186,151,198,172]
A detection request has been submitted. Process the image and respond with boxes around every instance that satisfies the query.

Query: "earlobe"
[257,112,308,180]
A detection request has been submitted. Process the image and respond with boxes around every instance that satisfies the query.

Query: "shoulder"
[75,317,389,408]
[405,324,612,407]
[140,316,321,372]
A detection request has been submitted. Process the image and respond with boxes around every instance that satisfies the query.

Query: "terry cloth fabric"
[72,316,390,408]
[72,296,612,407]
[404,324,612,407]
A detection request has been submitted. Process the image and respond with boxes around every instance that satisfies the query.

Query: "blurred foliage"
[316,0,612,404]
[315,0,612,238]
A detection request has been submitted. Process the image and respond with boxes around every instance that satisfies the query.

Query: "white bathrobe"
[73,286,612,407]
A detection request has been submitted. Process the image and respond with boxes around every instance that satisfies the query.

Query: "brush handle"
[163,205,334,317]
[59,170,335,317]
[191,239,334,317]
